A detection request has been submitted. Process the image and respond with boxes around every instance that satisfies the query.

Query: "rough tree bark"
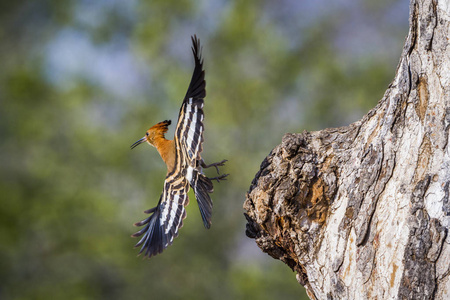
[244,1,450,299]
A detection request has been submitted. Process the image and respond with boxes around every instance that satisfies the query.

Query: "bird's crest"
[149,120,171,137]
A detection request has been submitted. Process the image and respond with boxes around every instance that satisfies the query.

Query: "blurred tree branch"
[244,0,450,299]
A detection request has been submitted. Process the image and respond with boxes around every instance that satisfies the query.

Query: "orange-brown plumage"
[145,120,176,172]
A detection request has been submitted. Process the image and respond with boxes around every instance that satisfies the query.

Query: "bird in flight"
[130,35,227,258]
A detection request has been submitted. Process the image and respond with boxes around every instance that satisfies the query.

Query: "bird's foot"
[209,173,229,183]
[201,159,228,174]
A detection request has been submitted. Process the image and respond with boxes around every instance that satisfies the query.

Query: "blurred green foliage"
[0,0,408,299]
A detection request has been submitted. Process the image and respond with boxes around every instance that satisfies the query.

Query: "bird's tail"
[190,170,214,229]
[132,193,188,258]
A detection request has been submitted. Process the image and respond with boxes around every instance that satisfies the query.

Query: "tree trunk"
[243,0,450,299]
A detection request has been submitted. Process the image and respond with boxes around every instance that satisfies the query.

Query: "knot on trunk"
[244,131,338,274]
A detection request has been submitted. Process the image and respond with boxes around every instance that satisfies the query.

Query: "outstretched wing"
[174,35,206,167]
[132,175,189,258]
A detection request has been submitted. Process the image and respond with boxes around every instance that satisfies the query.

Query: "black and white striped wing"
[132,178,189,258]
[174,35,206,167]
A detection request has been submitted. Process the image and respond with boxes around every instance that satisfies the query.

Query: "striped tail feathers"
[132,193,188,258]
[190,170,213,229]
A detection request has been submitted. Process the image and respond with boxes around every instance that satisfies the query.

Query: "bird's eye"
[145,132,149,136]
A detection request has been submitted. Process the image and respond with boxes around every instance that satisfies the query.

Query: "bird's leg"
[200,159,228,182]
[208,173,229,183]
[200,159,228,174]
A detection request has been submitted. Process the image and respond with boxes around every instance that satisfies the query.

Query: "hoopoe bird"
[130,35,227,258]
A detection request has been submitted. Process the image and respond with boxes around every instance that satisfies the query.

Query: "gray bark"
[244,0,450,299]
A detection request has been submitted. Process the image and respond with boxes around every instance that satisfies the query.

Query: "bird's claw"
[202,159,228,174]
[209,173,229,183]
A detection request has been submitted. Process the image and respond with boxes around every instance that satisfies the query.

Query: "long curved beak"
[130,137,146,149]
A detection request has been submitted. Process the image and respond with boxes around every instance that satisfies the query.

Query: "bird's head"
[131,120,171,149]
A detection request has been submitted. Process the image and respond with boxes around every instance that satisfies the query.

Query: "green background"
[1,0,408,299]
